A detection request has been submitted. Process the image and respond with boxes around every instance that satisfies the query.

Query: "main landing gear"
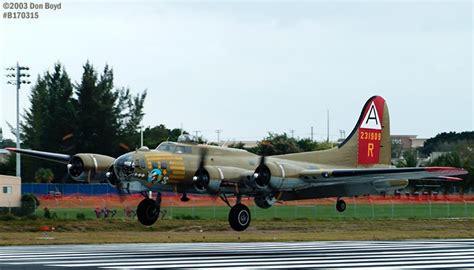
[336,198,346,212]
[229,203,251,231]
[137,192,162,226]
[221,194,251,231]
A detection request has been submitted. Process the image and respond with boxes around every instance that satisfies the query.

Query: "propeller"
[106,165,126,202]
[193,147,210,191]
[67,156,84,178]
[253,146,271,188]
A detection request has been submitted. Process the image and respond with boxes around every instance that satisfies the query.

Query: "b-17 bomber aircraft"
[6,96,467,231]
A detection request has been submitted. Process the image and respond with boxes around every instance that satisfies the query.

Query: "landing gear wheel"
[336,199,346,212]
[137,198,160,226]
[228,203,251,231]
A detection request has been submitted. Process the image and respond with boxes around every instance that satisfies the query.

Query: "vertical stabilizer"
[276,96,391,167]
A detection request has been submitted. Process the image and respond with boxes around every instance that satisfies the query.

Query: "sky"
[0,0,472,144]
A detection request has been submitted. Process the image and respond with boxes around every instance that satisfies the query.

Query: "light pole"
[5,62,30,178]
[215,129,222,144]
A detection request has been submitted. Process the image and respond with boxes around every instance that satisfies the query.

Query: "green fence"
[34,202,474,220]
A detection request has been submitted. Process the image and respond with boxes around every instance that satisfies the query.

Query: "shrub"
[43,207,51,219]
[76,213,86,220]
[0,212,18,221]
[175,215,201,220]
[34,168,54,183]
[18,193,40,216]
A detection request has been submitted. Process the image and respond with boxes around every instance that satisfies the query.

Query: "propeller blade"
[198,147,208,170]
[116,182,126,202]
[193,147,210,190]
[106,165,126,202]
[259,154,266,167]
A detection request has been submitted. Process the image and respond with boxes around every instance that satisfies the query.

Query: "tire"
[228,203,251,231]
[137,198,159,226]
[336,199,346,212]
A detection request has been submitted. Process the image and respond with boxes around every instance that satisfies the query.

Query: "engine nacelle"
[68,154,115,182]
[194,166,249,194]
[253,162,302,192]
[253,162,285,192]
[254,195,277,209]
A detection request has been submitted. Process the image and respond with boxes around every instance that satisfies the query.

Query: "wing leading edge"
[5,148,71,164]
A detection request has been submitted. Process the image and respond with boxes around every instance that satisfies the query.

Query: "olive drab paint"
[358,96,385,164]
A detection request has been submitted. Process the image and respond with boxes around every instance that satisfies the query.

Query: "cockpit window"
[157,142,191,154]
[115,153,134,178]
[175,146,185,154]
[139,159,146,169]
[156,143,176,153]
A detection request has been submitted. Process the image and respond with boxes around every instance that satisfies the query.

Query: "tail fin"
[276,95,391,167]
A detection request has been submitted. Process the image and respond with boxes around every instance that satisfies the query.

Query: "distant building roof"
[391,135,418,138]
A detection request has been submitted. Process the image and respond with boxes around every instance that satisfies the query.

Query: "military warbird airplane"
[6,96,467,231]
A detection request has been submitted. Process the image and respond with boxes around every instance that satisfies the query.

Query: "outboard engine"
[67,154,115,182]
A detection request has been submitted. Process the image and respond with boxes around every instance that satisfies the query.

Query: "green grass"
[35,202,474,220]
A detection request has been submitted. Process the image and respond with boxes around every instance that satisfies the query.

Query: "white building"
[0,175,21,207]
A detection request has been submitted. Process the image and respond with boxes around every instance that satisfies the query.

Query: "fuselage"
[113,141,338,196]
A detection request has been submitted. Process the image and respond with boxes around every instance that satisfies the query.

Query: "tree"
[21,63,75,182]
[297,138,333,151]
[249,133,334,155]
[19,62,147,182]
[139,125,182,149]
[252,133,301,155]
[228,141,246,150]
[396,150,418,167]
[0,139,15,177]
[74,63,147,157]
[0,139,15,148]
[0,154,15,176]
[34,168,54,183]
[74,62,118,155]
[115,87,147,155]
[421,131,474,156]
[427,144,474,193]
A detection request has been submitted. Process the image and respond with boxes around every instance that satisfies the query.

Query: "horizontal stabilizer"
[416,176,463,181]
[300,166,467,184]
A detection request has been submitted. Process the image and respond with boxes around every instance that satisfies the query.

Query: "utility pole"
[326,109,330,143]
[339,130,346,139]
[290,129,295,138]
[140,126,144,147]
[215,129,222,144]
[192,130,201,140]
[310,126,314,141]
[5,62,31,178]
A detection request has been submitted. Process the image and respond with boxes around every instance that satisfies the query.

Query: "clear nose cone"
[114,152,134,178]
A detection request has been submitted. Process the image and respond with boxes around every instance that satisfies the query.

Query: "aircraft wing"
[300,167,467,185]
[5,147,71,164]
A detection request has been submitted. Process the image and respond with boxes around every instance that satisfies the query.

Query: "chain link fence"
[10,184,473,220]
[25,195,474,221]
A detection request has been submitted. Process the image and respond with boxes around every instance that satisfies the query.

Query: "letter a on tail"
[358,96,385,164]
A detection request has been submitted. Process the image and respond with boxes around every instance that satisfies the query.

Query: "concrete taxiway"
[0,239,473,269]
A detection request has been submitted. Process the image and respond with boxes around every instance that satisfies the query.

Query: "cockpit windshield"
[156,142,192,154]
[114,152,134,178]
[156,142,175,152]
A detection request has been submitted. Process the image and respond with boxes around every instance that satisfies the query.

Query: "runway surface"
[0,239,473,269]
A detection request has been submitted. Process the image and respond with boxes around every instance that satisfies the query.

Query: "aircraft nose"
[114,153,134,178]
